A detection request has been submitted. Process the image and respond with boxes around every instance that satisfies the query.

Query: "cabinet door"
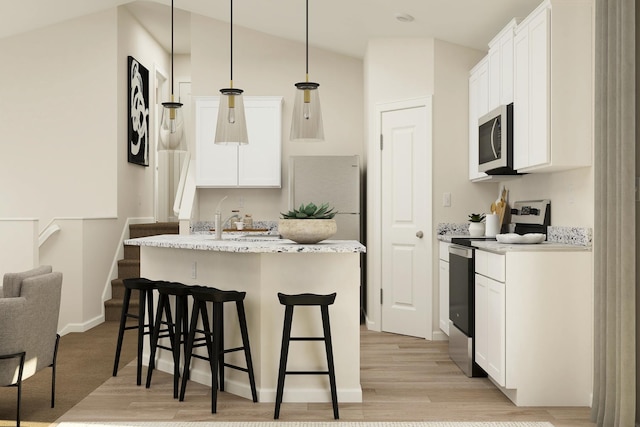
[474,273,489,371]
[513,26,529,171]
[195,98,239,187]
[238,98,282,187]
[499,32,515,105]
[488,47,501,111]
[439,260,449,336]
[513,7,550,171]
[487,277,506,386]
[527,8,550,168]
[477,59,490,118]
[196,96,283,187]
[468,64,488,181]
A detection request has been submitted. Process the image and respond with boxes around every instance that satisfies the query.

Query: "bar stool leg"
[179,300,201,402]
[145,294,166,388]
[210,302,224,414]
[274,305,294,419]
[172,295,186,399]
[236,300,258,402]
[113,287,132,377]
[135,288,148,386]
[321,305,339,419]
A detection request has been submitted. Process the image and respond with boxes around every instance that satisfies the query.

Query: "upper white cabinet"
[195,96,283,187]
[487,19,519,111]
[468,57,489,181]
[513,0,593,172]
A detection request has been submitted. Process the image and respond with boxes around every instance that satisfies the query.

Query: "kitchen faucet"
[221,211,242,230]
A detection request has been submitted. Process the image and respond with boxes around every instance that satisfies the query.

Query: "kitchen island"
[124,234,366,404]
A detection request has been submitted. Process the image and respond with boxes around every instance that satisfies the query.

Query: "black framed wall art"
[127,56,150,166]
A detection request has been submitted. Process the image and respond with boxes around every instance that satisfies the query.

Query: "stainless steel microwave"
[478,103,516,175]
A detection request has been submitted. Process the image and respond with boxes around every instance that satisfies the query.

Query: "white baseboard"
[58,313,105,336]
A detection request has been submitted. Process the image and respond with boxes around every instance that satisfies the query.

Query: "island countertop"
[125,234,366,254]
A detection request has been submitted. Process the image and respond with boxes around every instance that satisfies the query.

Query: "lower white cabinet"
[195,96,283,187]
[473,248,593,406]
[475,273,505,386]
[438,242,450,336]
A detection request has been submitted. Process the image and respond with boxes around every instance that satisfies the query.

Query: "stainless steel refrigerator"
[289,155,361,242]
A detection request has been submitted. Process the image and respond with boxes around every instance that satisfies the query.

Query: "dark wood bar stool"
[112,277,158,385]
[145,281,191,398]
[179,286,257,413]
[274,292,339,420]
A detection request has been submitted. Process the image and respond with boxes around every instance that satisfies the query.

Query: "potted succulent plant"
[279,202,338,243]
[468,213,486,237]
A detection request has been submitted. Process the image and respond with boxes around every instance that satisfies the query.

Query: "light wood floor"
[54,326,594,426]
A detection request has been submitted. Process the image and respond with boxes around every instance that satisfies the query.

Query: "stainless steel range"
[447,199,551,377]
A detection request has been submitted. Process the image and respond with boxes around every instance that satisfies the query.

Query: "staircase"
[104,222,179,321]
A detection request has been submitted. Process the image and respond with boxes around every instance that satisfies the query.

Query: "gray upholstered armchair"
[0,265,63,427]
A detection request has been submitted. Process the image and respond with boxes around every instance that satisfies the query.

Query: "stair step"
[129,222,179,239]
[117,259,140,279]
[124,244,140,260]
[105,221,179,321]
[104,298,142,322]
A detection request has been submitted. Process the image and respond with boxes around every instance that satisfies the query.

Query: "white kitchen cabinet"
[488,19,518,111]
[195,96,283,187]
[468,58,489,181]
[513,0,593,172]
[473,247,592,406]
[438,242,450,336]
[475,251,506,386]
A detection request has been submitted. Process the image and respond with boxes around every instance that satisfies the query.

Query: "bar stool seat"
[146,281,192,398]
[112,277,159,386]
[179,286,257,413]
[274,292,338,419]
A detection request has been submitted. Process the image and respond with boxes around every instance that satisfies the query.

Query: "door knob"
[416,231,424,238]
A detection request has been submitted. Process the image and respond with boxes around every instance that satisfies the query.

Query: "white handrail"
[173,151,191,216]
[38,223,61,247]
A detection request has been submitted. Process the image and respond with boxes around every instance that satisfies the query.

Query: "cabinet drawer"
[475,250,505,282]
[439,241,450,261]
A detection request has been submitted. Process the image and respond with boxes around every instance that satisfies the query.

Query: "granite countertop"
[436,223,592,253]
[125,234,366,254]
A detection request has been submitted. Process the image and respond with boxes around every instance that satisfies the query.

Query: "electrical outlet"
[191,261,197,279]
[443,192,451,207]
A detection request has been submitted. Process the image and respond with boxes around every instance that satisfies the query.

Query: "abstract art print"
[128,56,149,166]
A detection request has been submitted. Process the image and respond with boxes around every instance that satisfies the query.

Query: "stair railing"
[173,151,191,217]
[38,219,61,247]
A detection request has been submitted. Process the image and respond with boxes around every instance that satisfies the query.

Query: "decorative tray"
[495,233,546,244]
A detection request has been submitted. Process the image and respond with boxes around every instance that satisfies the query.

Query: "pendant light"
[159,0,186,151]
[290,0,324,141]
[215,0,249,145]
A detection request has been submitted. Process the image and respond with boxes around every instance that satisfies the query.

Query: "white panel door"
[381,104,430,338]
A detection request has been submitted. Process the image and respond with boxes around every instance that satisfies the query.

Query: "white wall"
[0,9,118,224]
[499,168,594,228]
[190,13,364,222]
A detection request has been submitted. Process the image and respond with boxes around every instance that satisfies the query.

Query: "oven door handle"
[449,245,473,259]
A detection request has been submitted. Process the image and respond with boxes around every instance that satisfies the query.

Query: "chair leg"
[113,288,132,377]
[146,294,167,388]
[51,334,60,408]
[136,288,147,386]
[180,301,201,401]
[321,305,339,419]
[274,305,294,419]
[173,295,185,399]
[236,300,257,402]
[201,301,218,413]
[216,302,225,393]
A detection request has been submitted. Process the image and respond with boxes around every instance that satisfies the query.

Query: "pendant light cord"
[170,0,174,95]
[305,0,309,79]
[230,0,234,86]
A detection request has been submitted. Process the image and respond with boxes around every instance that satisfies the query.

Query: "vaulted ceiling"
[0,0,542,58]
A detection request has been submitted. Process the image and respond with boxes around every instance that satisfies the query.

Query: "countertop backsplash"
[436,223,592,247]
[190,220,279,234]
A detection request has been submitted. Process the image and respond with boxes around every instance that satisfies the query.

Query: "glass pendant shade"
[215,88,249,145]
[159,100,186,151]
[291,81,324,141]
